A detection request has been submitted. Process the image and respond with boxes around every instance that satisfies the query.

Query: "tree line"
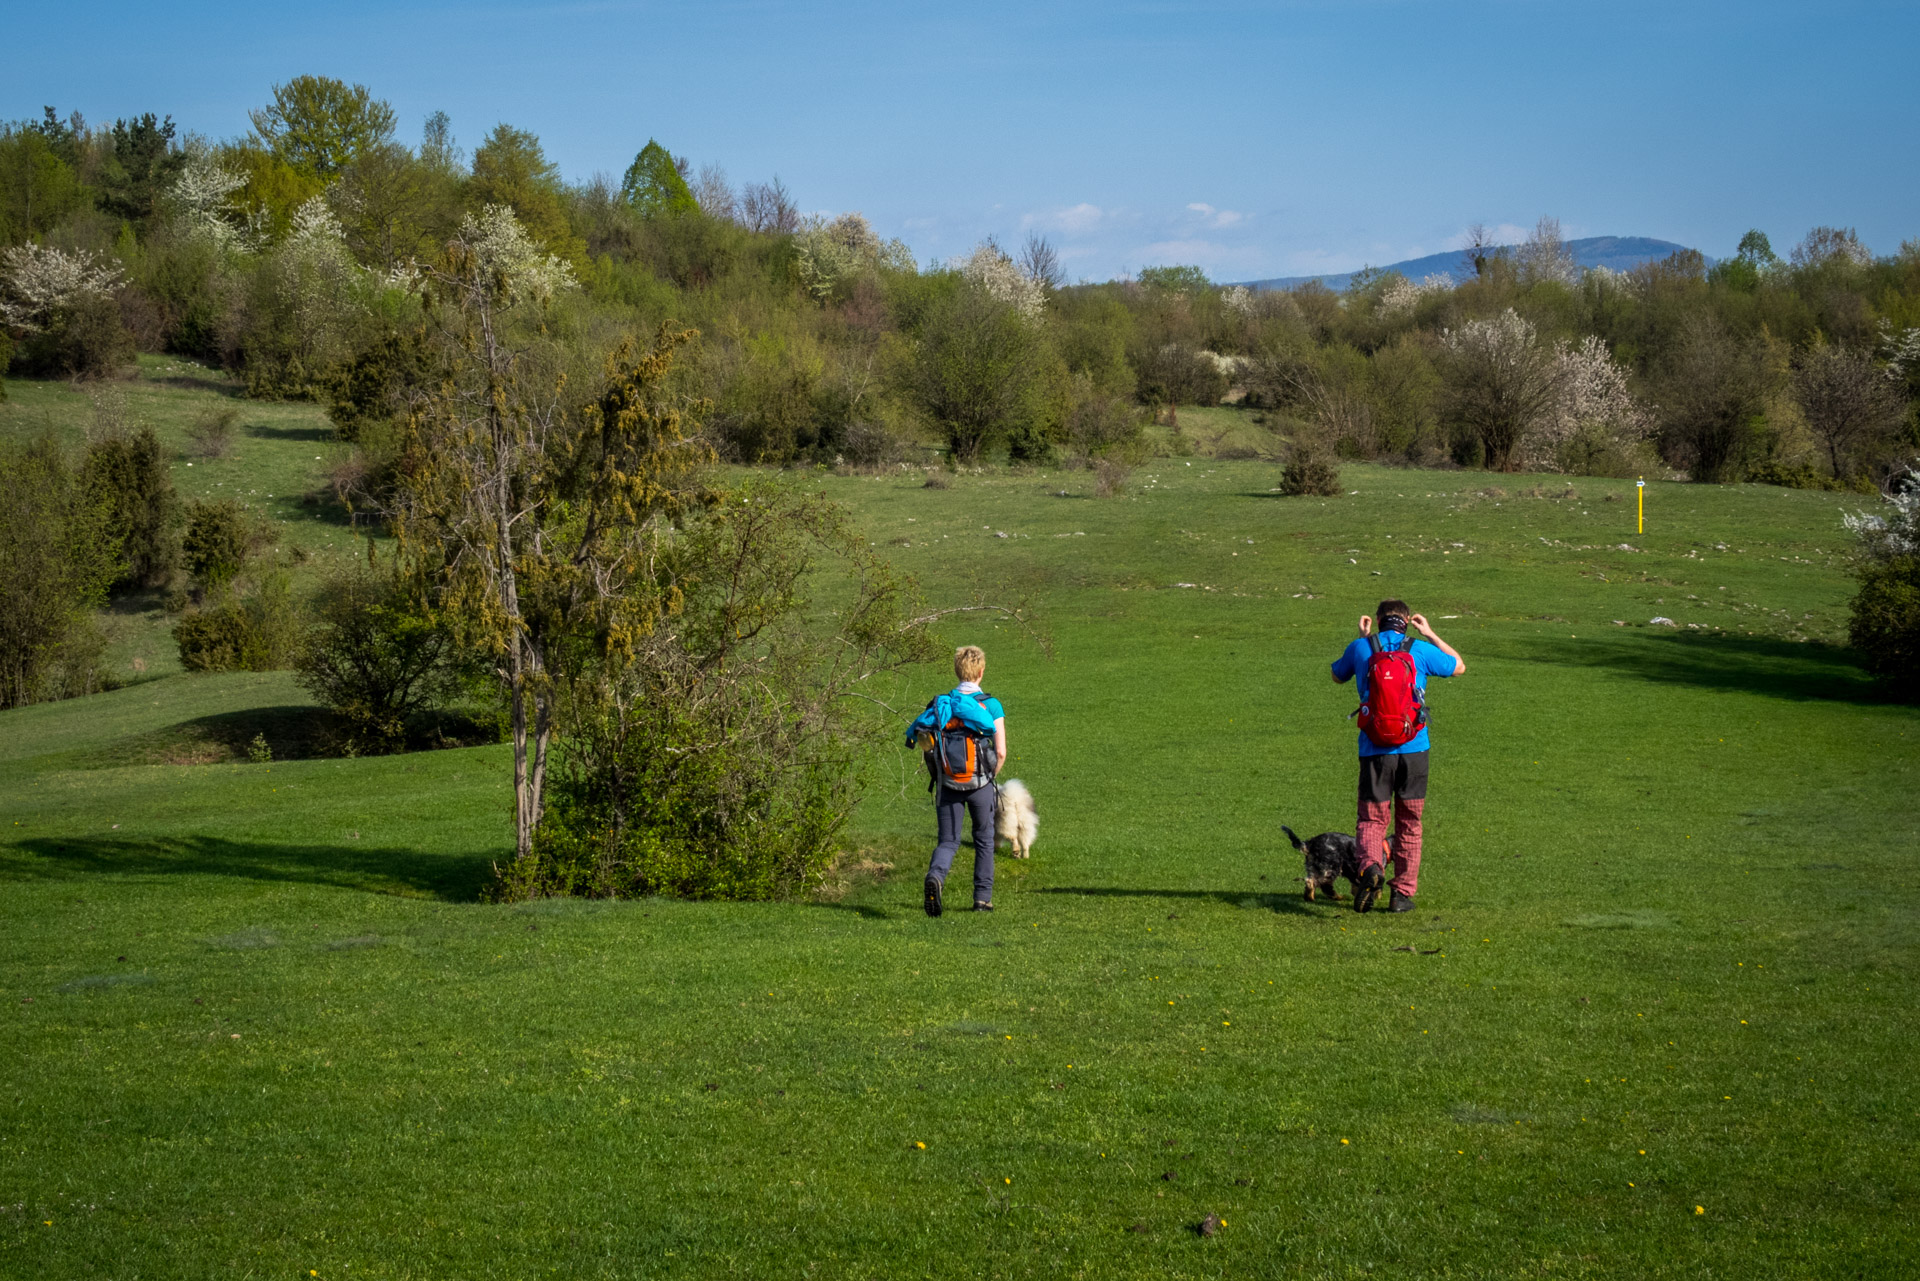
[4,80,1918,484]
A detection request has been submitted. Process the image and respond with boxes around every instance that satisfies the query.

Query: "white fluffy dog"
[996,779,1038,858]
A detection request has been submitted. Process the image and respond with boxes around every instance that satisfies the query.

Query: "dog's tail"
[1281,824,1306,852]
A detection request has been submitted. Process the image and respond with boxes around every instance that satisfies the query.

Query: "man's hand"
[1408,612,1435,639]
[1358,614,1374,637]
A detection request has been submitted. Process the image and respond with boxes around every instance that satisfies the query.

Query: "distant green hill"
[1239,235,1701,292]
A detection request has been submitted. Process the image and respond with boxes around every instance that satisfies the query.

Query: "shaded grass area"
[2,424,1916,1275]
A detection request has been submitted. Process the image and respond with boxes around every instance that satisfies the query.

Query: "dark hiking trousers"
[928,784,996,903]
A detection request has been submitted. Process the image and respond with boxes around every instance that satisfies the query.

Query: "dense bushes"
[0,434,116,706]
[173,571,302,672]
[11,83,1920,485]
[82,422,179,588]
[296,566,463,750]
[1849,556,1920,698]
[181,499,253,593]
[1844,473,1920,699]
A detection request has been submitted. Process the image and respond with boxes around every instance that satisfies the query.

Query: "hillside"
[1240,235,1701,292]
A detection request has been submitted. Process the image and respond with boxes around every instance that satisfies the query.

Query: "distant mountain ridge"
[1237,236,1701,293]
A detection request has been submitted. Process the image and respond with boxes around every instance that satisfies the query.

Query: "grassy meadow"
[2,362,1916,1278]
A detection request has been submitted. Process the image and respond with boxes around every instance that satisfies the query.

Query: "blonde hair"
[953,645,986,683]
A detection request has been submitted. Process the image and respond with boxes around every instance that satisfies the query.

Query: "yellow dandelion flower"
[914,1141,926,1150]
[1695,1205,1705,1215]
[1340,1138,1349,1145]
[1004,1177,1011,1184]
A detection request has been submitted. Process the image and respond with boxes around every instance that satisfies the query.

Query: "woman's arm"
[993,719,1007,778]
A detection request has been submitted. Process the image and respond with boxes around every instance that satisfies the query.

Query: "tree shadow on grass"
[1518,632,1888,705]
[247,423,332,442]
[1039,885,1321,917]
[75,704,502,768]
[3,835,494,901]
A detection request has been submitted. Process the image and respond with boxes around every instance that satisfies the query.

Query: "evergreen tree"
[620,141,697,217]
[82,425,179,590]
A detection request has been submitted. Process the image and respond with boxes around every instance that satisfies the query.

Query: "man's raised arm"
[1409,613,1465,676]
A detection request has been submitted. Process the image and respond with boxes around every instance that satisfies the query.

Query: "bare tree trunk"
[509,643,533,861]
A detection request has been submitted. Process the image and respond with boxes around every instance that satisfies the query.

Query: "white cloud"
[1185,202,1246,229]
[1024,202,1105,233]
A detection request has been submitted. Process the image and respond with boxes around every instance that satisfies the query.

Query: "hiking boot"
[1388,890,1416,913]
[1353,866,1384,913]
[973,900,993,912]
[924,876,943,918]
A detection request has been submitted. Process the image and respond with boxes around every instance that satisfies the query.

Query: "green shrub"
[0,434,118,706]
[12,290,135,380]
[1133,344,1227,409]
[1848,555,1920,699]
[182,499,252,593]
[173,572,302,672]
[82,424,180,589]
[327,327,431,444]
[899,283,1050,463]
[1281,447,1342,497]
[296,567,461,750]
[185,405,239,459]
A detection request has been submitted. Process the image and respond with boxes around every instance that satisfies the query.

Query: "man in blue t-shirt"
[1329,598,1465,913]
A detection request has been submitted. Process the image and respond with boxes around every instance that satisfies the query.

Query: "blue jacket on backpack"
[905,687,998,745]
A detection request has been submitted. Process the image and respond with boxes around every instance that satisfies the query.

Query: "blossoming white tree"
[1438,309,1564,470]
[1379,274,1453,316]
[959,241,1045,320]
[1522,335,1651,472]
[1516,216,1578,287]
[0,245,124,333]
[168,150,255,253]
[794,213,913,301]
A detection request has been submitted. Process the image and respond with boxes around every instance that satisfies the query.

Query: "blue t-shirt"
[1330,632,1458,757]
[953,684,1005,722]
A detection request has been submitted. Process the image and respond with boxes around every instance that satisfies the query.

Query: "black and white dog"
[1282,824,1385,904]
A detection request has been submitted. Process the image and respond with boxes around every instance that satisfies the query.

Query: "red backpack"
[1354,635,1427,749]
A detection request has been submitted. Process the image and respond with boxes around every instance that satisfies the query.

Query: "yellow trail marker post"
[1636,478,1645,534]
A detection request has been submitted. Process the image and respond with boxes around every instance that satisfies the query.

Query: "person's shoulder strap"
[1367,634,1384,656]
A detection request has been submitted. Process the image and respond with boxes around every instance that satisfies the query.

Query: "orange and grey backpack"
[906,689,999,792]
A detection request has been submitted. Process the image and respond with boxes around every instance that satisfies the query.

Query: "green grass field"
[3,366,1916,1278]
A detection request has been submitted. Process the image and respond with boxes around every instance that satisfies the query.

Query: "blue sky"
[10,1,1918,281]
